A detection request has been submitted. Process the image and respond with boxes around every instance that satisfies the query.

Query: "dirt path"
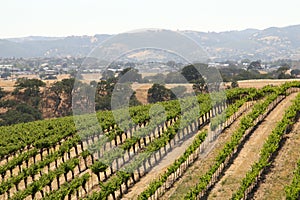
[208,92,298,200]
[252,118,300,200]
[122,123,210,199]
[163,103,254,200]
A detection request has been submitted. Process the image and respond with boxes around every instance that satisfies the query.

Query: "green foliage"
[277,65,290,73]
[0,87,6,99]
[11,158,80,200]
[95,75,141,110]
[184,86,287,199]
[233,93,300,199]
[0,101,43,126]
[291,69,300,76]
[147,84,176,103]
[86,89,249,200]
[0,136,81,195]
[0,78,46,125]
[181,64,206,83]
[220,67,269,82]
[248,60,262,70]
[49,78,75,116]
[278,72,292,79]
[43,173,90,200]
[285,160,300,200]
[231,80,239,88]
[0,102,43,125]
[14,78,45,97]
[129,91,142,106]
[0,87,276,199]
[118,67,142,83]
[138,130,207,199]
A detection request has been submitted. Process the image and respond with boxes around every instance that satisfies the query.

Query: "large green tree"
[13,78,46,108]
[49,78,75,116]
[14,78,45,97]
[181,64,206,83]
[0,101,42,125]
[147,84,175,103]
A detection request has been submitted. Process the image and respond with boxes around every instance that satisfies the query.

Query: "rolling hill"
[2,25,300,61]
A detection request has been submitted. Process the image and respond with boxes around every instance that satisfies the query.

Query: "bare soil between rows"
[122,124,209,199]
[162,103,254,200]
[207,92,298,200]
[251,118,300,200]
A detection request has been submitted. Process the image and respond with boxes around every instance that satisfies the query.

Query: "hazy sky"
[1,0,300,38]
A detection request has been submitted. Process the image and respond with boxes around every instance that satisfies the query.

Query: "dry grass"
[208,93,298,199]
[132,83,194,104]
[237,79,300,89]
[253,119,300,199]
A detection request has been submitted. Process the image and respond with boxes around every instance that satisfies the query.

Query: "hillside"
[1,25,300,61]
[2,83,300,200]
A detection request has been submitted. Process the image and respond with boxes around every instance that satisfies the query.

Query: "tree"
[0,87,6,99]
[15,103,42,120]
[276,65,291,79]
[95,78,116,110]
[192,82,207,94]
[0,101,43,125]
[219,67,269,81]
[277,65,290,73]
[1,72,11,79]
[95,77,141,110]
[278,72,291,79]
[0,110,35,126]
[95,95,112,110]
[248,60,262,70]
[118,68,142,83]
[129,92,142,106]
[49,78,75,116]
[147,84,175,103]
[291,69,300,77]
[14,78,45,97]
[101,70,115,80]
[181,64,205,83]
[13,78,46,108]
[231,80,239,88]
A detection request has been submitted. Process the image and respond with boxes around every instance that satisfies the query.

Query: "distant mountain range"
[1,25,300,61]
